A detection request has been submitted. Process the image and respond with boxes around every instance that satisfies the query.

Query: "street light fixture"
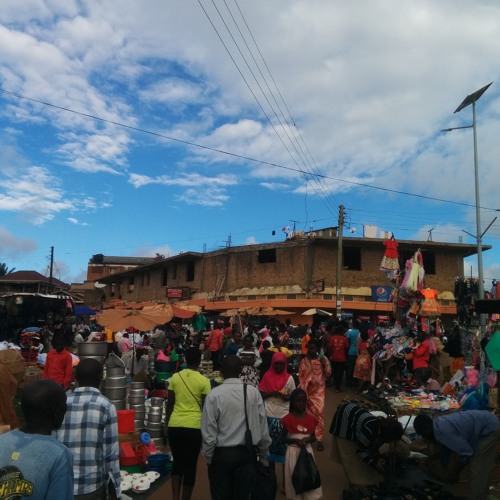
[441,82,493,335]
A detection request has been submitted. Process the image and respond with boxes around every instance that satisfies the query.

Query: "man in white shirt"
[201,355,271,500]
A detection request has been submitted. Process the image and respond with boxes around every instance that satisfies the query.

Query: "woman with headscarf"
[259,352,296,479]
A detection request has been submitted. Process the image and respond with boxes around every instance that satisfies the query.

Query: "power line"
[198,0,339,218]
[1,87,499,212]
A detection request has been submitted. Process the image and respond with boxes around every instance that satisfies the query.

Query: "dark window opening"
[343,247,361,270]
[172,264,177,280]
[161,269,168,287]
[258,249,276,263]
[186,261,195,281]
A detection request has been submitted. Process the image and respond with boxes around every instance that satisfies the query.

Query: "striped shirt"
[56,387,121,496]
[329,402,380,465]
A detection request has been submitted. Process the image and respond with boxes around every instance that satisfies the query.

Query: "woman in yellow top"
[165,347,211,500]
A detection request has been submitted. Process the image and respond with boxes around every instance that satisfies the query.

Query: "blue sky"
[1,0,500,286]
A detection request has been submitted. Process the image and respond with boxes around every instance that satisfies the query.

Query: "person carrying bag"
[234,383,277,500]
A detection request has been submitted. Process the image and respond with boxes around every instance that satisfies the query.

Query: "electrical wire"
[1,87,499,212]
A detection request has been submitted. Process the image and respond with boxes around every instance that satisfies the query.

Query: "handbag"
[291,446,321,494]
[234,384,277,500]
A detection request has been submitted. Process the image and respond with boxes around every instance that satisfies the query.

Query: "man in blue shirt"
[414,410,500,500]
[57,358,121,499]
[346,320,360,386]
[0,379,73,500]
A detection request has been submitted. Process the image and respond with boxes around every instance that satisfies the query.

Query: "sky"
[1,0,500,287]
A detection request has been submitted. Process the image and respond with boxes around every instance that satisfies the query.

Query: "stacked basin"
[129,382,146,430]
[146,397,164,445]
[77,341,107,366]
[103,354,127,410]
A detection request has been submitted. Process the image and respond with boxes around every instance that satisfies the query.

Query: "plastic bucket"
[117,409,135,434]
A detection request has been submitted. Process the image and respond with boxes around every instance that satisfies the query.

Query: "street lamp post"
[442,82,493,336]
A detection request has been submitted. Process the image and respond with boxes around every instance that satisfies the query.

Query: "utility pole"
[336,205,344,318]
[49,246,54,286]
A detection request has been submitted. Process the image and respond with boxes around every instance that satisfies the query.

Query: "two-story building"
[88,229,487,323]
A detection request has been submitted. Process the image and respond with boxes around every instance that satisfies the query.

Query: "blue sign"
[371,286,393,302]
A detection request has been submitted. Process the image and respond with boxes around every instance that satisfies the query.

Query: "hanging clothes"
[380,237,400,271]
[420,288,441,317]
[405,250,425,292]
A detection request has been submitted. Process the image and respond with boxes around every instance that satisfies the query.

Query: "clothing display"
[420,288,441,317]
[380,237,400,271]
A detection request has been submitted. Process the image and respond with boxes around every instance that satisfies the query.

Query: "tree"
[0,263,15,276]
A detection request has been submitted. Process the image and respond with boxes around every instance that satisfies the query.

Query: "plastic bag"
[291,447,321,494]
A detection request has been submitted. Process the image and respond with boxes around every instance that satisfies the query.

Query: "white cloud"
[176,187,229,207]
[245,236,257,245]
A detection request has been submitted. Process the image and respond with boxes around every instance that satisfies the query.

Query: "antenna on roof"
[427,228,435,241]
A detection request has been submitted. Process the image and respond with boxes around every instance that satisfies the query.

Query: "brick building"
[90,230,486,320]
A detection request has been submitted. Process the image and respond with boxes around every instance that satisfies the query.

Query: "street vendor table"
[363,387,461,417]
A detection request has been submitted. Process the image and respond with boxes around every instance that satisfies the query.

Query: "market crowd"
[1,315,499,500]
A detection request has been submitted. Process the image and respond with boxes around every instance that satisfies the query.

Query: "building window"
[146,272,150,286]
[140,273,145,287]
[267,294,276,299]
[172,264,177,280]
[186,261,195,282]
[229,295,238,301]
[128,277,134,292]
[161,269,168,287]
[286,294,297,299]
[248,295,257,300]
[258,249,276,263]
[343,247,361,270]
[323,294,333,300]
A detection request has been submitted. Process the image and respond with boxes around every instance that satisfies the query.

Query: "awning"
[74,305,97,316]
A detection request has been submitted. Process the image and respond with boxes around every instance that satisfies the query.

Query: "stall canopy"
[302,308,333,316]
[74,305,96,316]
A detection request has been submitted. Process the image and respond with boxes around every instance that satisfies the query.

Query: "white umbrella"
[301,308,333,316]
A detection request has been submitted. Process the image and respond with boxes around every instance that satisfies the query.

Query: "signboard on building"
[166,288,183,298]
[371,286,393,302]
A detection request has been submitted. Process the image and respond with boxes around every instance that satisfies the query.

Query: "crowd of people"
[1,315,500,500]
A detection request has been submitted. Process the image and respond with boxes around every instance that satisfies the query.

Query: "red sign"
[166,288,183,298]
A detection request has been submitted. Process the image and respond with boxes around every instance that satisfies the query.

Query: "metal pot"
[130,381,145,390]
[103,387,127,400]
[133,410,146,420]
[78,342,108,357]
[110,399,127,411]
[79,355,106,365]
[106,366,125,377]
[149,397,164,407]
[146,421,163,431]
[134,419,145,430]
[146,429,163,438]
[147,414,162,423]
[129,388,145,398]
[129,396,145,406]
[104,375,127,388]
[129,404,145,414]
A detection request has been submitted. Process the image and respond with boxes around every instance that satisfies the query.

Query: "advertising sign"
[371,286,393,302]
